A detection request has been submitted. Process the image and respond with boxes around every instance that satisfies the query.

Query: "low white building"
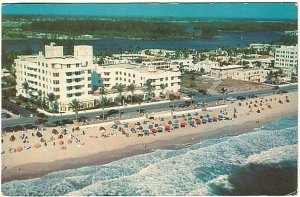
[184,60,219,73]
[210,65,244,79]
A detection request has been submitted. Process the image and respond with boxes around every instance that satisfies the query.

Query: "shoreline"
[2,92,298,183]
[2,110,297,183]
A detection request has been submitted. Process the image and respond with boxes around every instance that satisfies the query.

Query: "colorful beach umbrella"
[168,120,172,125]
[16,146,23,152]
[151,128,158,133]
[148,125,153,129]
[172,123,179,129]
[157,127,164,132]
[34,143,41,149]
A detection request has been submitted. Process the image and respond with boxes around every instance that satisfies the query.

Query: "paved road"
[2,84,297,128]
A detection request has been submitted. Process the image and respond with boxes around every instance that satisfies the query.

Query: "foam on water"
[2,116,297,196]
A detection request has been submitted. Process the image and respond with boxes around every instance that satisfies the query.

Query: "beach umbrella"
[124,123,129,128]
[143,120,148,124]
[194,112,199,116]
[67,139,72,144]
[137,126,143,130]
[188,117,193,120]
[131,128,136,133]
[34,143,41,148]
[58,134,63,139]
[200,115,204,119]
[59,140,64,145]
[151,128,158,133]
[172,123,179,129]
[195,119,201,125]
[143,130,150,135]
[208,117,213,122]
[165,125,171,131]
[154,123,159,127]
[213,117,218,122]
[202,118,208,124]
[205,114,210,118]
[36,131,43,138]
[16,146,23,152]
[173,115,177,119]
[136,122,141,125]
[174,119,179,123]
[187,113,191,116]
[111,124,118,129]
[52,129,59,135]
[148,125,153,129]
[188,120,195,125]
[182,114,185,118]
[218,114,224,120]
[168,120,172,125]
[40,138,46,143]
[160,117,165,121]
[157,127,164,132]
[9,135,16,142]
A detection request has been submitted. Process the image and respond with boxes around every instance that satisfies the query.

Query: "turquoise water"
[2,116,297,196]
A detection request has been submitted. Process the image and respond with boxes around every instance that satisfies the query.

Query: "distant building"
[210,65,244,79]
[80,34,93,39]
[184,60,219,73]
[284,30,298,36]
[274,45,298,74]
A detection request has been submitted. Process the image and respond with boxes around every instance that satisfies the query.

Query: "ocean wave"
[2,116,298,196]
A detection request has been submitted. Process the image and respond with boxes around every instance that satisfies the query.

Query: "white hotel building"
[15,43,181,112]
[274,45,298,74]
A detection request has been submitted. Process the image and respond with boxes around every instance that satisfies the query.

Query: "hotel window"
[66,72,72,76]
[38,69,40,72]
[67,64,71,68]
[88,70,92,74]
[120,72,122,75]
[53,80,59,84]
[88,91,93,95]
[120,77,122,80]
[76,64,80,67]
[67,79,72,83]
[133,74,135,77]
[124,78,126,81]
[75,93,81,96]
[53,73,59,77]
[54,88,60,92]
[124,72,126,76]
[88,77,91,80]
[104,72,110,76]
[42,63,44,67]
[128,73,131,77]
[171,77,174,80]
[42,70,45,74]
[116,71,118,75]
[116,77,118,80]
[38,62,40,66]
[165,77,168,80]
[67,94,72,98]
[46,64,48,68]
[133,80,135,83]
[88,84,91,88]
[160,78,163,81]
[128,79,131,82]
[171,83,174,86]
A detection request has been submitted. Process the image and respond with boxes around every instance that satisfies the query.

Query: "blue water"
[2,31,282,53]
[2,116,297,196]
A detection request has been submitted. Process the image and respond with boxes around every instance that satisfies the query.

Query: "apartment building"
[15,43,96,112]
[274,45,298,74]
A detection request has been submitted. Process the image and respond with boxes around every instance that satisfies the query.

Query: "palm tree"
[69,99,82,121]
[159,84,167,97]
[99,86,107,104]
[100,96,110,120]
[113,84,125,104]
[37,90,44,110]
[220,87,227,104]
[47,93,56,115]
[136,94,144,114]
[22,81,31,105]
[127,84,136,103]
[144,79,154,100]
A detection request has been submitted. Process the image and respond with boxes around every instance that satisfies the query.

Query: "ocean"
[1,116,297,196]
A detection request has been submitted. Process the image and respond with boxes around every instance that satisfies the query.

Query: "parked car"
[61,119,74,124]
[237,96,247,100]
[37,113,47,118]
[44,122,57,127]
[272,86,280,90]
[226,97,237,101]
[107,109,119,116]
[281,90,288,94]
[248,94,257,98]
[35,118,47,125]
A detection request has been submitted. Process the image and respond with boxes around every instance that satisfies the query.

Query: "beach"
[1,92,298,183]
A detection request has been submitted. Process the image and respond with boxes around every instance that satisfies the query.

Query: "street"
[1,84,298,129]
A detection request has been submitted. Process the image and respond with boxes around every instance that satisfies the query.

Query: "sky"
[2,3,298,20]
